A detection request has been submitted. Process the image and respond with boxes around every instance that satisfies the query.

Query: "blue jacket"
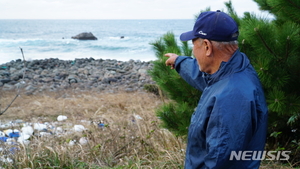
[174,50,268,169]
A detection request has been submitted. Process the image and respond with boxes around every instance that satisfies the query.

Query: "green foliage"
[143,84,161,96]
[156,102,194,136]
[148,32,201,137]
[254,0,300,24]
[149,32,201,106]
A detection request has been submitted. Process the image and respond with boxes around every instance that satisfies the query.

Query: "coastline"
[0,57,155,95]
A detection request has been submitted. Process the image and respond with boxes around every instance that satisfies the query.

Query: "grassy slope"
[0,90,295,168]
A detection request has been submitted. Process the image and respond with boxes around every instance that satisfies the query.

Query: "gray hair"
[211,40,238,50]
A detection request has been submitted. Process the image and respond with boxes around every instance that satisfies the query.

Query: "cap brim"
[180,31,197,41]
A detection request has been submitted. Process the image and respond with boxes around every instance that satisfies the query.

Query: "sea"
[0,19,194,64]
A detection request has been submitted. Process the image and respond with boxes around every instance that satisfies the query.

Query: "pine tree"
[149,32,201,136]
[149,0,300,164]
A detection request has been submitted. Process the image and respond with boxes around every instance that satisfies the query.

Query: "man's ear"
[203,39,212,56]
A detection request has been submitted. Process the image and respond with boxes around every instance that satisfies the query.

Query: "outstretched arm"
[165,53,206,91]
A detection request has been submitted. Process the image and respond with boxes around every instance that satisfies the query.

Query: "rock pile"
[0,58,155,95]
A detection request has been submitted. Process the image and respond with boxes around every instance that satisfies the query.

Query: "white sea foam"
[0,19,194,64]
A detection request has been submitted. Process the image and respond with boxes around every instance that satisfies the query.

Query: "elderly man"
[165,10,268,169]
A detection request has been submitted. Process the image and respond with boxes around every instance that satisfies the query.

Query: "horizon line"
[0,18,194,20]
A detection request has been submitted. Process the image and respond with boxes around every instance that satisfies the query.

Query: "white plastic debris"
[73,125,86,132]
[18,133,31,141]
[57,115,68,121]
[17,135,31,145]
[5,138,15,145]
[39,132,51,137]
[134,114,143,120]
[3,129,13,136]
[0,157,13,163]
[0,131,5,137]
[6,138,14,143]
[79,137,88,145]
[80,120,89,123]
[68,140,76,146]
[21,125,34,136]
[0,121,10,128]
[33,123,47,131]
[54,127,63,134]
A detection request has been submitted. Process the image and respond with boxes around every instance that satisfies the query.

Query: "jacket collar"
[202,49,250,85]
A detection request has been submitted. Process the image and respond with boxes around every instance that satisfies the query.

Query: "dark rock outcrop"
[71,32,97,40]
[0,58,155,94]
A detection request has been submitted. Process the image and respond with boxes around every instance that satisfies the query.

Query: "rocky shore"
[0,58,156,95]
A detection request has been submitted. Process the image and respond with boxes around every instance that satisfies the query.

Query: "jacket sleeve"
[204,91,256,169]
[175,56,207,91]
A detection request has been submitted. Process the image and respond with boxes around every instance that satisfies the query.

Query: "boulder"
[71,32,97,40]
[0,79,11,84]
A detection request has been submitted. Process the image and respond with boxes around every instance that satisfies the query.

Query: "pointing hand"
[165,53,179,69]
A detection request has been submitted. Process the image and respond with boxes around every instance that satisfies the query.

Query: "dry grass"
[0,90,296,168]
[0,90,185,168]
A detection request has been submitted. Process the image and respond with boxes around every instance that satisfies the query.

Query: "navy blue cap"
[180,10,239,42]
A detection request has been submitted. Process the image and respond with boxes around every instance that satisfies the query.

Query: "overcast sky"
[0,0,271,19]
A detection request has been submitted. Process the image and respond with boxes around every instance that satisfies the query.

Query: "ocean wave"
[0,19,194,64]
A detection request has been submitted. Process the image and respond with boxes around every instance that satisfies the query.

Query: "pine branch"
[254,27,277,57]
[285,36,291,62]
[286,0,300,10]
